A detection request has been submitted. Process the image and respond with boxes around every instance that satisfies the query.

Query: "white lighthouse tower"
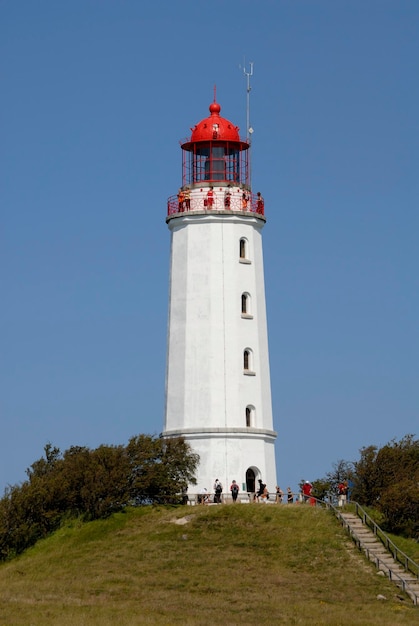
[163,96,277,497]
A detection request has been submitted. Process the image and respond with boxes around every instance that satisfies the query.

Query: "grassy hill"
[0,503,417,625]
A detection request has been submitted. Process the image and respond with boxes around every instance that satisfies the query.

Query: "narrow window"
[243,349,250,371]
[243,348,255,375]
[241,293,248,314]
[246,407,251,427]
[239,238,246,259]
[241,293,253,319]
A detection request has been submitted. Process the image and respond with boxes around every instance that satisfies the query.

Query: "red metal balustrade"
[167,190,265,217]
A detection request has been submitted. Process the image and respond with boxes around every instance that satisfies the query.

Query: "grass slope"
[0,504,417,625]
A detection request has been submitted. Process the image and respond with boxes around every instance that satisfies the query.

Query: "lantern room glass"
[183,141,248,186]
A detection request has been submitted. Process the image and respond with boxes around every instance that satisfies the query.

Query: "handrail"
[353,501,419,580]
[167,191,265,217]
[353,538,418,605]
[308,496,419,606]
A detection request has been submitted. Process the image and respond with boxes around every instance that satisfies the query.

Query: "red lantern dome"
[187,101,241,144]
[180,99,249,187]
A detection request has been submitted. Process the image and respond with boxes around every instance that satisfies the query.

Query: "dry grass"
[0,504,417,625]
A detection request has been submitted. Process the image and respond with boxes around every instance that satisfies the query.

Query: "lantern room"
[181,100,250,188]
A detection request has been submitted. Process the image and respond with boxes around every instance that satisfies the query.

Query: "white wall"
[164,211,277,492]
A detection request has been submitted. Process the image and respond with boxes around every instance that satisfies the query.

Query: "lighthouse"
[162,96,277,498]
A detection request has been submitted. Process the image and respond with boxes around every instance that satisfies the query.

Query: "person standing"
[241,192,248,210]
[256,192,264,214]
[338,481,348,507]
[287,487,294,503]
[184,187,191,210]
[254,479,266,502]
[206,186,214,209]
[302,481,312,503]
[275,486,284,503]
[230,480,239,502]
[224,186,231,209]
[213,479,223,504]
[177,188,185,212]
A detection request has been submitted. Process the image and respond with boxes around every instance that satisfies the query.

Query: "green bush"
[0,435,199,560]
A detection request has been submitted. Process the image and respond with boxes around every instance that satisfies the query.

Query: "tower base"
[162,427,277,496]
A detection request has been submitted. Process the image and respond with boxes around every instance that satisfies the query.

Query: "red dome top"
[189,101,241,143]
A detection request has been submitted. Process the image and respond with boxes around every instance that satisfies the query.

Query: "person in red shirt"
[338,481,348,507]
[206,186,214,209]
[256,192,264,214]
[302,480,312,502]
[230,480,239,502]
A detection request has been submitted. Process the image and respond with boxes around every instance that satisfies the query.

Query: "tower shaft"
[163,100,277,496]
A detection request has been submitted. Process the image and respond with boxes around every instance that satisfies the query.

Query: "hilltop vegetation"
[0,436,198,561]
[1,429,417,577]
[0,504,417,625]
[312,435,419,539]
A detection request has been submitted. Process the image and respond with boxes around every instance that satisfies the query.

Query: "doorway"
[246,468,256,493]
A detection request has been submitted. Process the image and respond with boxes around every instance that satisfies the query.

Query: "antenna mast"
[243,60,254,142]
[242,60,254,186]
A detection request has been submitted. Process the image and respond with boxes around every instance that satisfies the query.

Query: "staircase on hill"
[339,510,419,605]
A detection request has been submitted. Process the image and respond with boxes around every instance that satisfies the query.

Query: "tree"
[319,435,419,538]
[312,459,355,502]
[351,445,380,505]
[380,478,419,538]
[26,443,61,480]
[0,433,200,561]
[127,435,199,502]
[311,478,331,501]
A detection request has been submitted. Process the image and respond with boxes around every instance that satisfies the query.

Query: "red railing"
[167,191,265,217]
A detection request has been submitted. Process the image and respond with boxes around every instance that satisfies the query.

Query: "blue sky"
[1,1,418,495]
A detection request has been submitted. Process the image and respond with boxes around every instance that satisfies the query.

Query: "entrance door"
[246,468,256,493]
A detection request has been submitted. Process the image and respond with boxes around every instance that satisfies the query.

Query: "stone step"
[367,555,403,564]
[356,534,379,539]
[356,533,379,538]
[339,511,419,604]
[350,523,375,528]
